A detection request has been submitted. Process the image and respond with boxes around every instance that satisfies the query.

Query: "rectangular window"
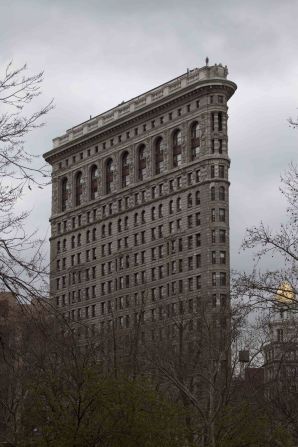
[212,272,217,287]
[219,208,226,222]
[219,229,226,243]
[219,165,225,178]
[220,251,226,264]
[220,272,227,286]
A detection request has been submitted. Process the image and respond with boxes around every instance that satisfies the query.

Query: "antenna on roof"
[205,57,209,66]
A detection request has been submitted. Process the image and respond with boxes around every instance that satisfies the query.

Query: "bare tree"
[235,163,298,311]
[0,62,53,303]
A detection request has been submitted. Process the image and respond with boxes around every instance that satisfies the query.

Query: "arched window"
[57,241,61,253]
[190,122,200,160]
[108,222,112,235]
[155,137,164,175]
[219,186,225,201]
[106,158,114,194]
[121,152,130,187]
[134,213,139,225]
[211,186,215,201]
[77,233,81,246]
[102,224,106,237]
[75,172,83,206]
[90,165,99,200]
[86,230,90,243]
[92,228,96,241]
[61,177,68,211]
[118,219,122,232]
[187,193,193,208]
[71,236,75,249]
[138,145,146,180]
[172,129,182,168]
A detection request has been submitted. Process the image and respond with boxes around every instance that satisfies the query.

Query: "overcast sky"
[1,0,297,272]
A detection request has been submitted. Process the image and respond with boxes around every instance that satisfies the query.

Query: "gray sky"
[1,0,297,272]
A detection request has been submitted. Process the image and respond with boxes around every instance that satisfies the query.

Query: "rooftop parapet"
[52,63,229,149]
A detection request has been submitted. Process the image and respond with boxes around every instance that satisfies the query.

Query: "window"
[138,144,146,180]
[196,169,201,182]
[176,197,181,212]
[75,172,83,206]
[121,151,130,187]
[219,229,226,243]
[219,165,225,178]
[169,200,173,214]
[190,122,200,160]
[211,186,215,201]
[212,251,216,264]
[90,165,99,200]
[187,172,192,185]
[220,272,227,286]
[172,129,182,168]
[141,210,145,223]
[220,294,227,307]
[196,233,201,247]
[61,177,68,211]
[211,209,216,222]
[196,253,201,268]
[212,230,216,243]
[211,112,215,131]
[220,251,226,264]
[219,208,226,222]
[218,112,223,131]
[196,190,200,205]
[219,186,225,201]
[211,165,215,178]
[196,275,201,289]
[158,204,163,218]
[155,137,164,174]
[212,272,216,286]
[106,158,114,194]
[187,193,192,208]
[219,139,223,154]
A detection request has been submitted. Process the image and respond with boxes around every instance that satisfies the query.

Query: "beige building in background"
[43,63,237,351]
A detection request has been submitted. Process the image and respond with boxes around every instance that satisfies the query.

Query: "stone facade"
[44,63,237,347]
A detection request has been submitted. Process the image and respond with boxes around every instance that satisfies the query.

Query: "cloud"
[1,0,297,273]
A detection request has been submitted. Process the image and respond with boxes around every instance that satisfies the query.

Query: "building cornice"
[43,65,236,164]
